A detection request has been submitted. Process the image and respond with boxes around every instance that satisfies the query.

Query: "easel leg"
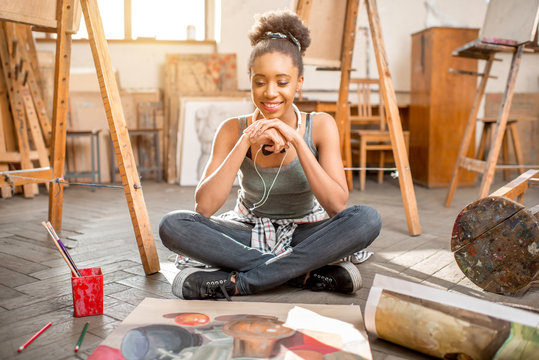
[48,0,73,231]
[478,46,524,198]
[365,0,421,236]
[445,55,494,207]
[335,0,360,191]
[80,0,160,275]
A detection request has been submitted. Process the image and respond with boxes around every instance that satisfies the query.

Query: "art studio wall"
[32,0,538,95]
[34,40,216,90]
[220,0,539,96]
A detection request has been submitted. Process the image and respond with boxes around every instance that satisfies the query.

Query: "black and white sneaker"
[305,261,362,294]
[172,268,236,301]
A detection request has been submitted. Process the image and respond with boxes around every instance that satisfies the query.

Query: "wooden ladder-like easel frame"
[297,0,421,236]
[445,42,530,207]
[0,0,160,275]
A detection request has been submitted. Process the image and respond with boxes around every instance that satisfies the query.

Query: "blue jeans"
[159,205,381,295]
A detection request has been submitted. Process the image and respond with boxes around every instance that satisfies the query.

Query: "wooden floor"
[0,174,537,360]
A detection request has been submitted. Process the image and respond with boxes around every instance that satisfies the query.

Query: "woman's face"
[250,52,303,120]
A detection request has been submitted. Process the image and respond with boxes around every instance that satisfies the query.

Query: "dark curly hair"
[247,9,311,77]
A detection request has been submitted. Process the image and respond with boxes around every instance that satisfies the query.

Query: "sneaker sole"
[336,261,362,293]
[172,267,220,299]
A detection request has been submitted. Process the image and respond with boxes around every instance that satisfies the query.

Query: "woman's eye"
[255,81,265,86]
[278,82,289,86]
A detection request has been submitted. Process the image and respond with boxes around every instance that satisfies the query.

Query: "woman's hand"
[244,120,290,154]
[244,118,299,154]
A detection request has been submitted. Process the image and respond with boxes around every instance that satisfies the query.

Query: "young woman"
[159,9,381,301]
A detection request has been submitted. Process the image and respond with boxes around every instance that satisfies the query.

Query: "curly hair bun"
[248,9,311,55]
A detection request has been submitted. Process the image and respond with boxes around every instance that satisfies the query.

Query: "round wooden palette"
[451,196,539,294]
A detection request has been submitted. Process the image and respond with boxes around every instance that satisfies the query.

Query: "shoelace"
[312,273,335,290]
[204,280,232,301]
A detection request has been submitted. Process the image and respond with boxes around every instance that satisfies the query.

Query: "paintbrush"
[42,221,81,277]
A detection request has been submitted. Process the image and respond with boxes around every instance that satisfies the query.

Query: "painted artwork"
[176,96,253,186]
[88,298,372,359]
[365,275,539,360]
[166,53,238,94]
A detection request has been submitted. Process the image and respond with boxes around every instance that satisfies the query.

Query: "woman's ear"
[296,75,304,92]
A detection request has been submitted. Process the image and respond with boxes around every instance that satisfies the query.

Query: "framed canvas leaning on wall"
[176,96,254,186]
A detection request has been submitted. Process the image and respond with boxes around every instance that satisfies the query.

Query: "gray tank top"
[237,112,318,219]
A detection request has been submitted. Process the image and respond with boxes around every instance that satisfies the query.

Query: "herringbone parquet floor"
[0,175,537,359]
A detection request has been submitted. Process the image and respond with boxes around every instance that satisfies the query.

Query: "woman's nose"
[264,82,277,97]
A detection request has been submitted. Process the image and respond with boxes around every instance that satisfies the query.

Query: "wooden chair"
[349,78,409,191]
[476,117,525,181]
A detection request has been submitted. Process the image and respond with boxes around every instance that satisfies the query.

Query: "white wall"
[35,41,216,90]
[220,0,538,95]
[35,0,538,94]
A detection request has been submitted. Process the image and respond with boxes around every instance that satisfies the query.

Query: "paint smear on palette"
[214,314,266,322]
[174,313,210,326]
[87,344,124,360]
[163,312,210,324]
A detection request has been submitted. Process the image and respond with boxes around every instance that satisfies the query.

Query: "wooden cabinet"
[409,27,478,188]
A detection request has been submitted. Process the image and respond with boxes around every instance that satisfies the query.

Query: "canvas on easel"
[479,0,539,44]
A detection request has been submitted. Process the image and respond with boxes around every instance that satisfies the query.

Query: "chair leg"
[508,123,525,176]
[360,138,367,191]
[378,150,385,184]
[476,123,489,160]
[502,131,510,180]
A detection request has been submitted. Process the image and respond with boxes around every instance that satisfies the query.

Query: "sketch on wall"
[177,97,254,186]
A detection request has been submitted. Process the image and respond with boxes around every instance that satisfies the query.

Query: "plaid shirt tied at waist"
[219,199,329,255]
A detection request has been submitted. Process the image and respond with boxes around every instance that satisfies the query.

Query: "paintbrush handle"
[57,238,81,277]
[46,222,81,277]
[41,222,80,277]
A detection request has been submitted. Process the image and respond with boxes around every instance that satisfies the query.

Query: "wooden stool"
[110,128,162,182]
[476,118,524,180]
[65,129,102,188]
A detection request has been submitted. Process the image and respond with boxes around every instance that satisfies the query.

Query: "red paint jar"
[72,267,103,317]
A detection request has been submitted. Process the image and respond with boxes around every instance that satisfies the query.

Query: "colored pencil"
[41,222,80,277]
[45,221,81,277]
[74,322,89,352]
[18,322,52,352]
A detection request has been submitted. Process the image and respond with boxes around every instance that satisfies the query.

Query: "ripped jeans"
[159,205,381,295]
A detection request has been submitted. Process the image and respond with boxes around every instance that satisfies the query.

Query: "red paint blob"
[174,313,210,326]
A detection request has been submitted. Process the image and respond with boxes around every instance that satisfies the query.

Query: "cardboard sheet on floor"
[88,298,372,359]
[365,274,539,359]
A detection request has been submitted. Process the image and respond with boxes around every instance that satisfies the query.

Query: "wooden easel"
[445,0,539,207]
[445,42,524,207]
[0,22,52,198]
[296,0,421,236]
[0,0,160,275]
[444,41,536,207]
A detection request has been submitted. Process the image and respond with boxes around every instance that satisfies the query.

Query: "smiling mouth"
[262,102,282,112]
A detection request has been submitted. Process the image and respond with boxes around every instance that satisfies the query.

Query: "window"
[72,0,219,41]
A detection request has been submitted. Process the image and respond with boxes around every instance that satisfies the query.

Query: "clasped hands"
[243,118,293,155]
